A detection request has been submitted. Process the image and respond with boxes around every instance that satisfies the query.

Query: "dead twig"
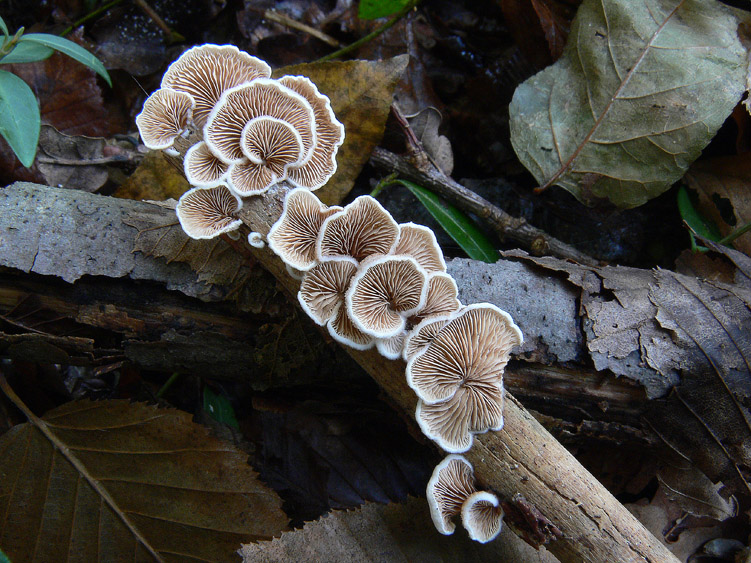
[263,10,341,47]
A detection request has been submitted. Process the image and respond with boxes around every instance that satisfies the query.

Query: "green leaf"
[358,0,411,19]
[0,16,8,37]
[18,33,111,86]
[678,185,722,251]
[0,69,40,167]
[203,386,240,429]
[509,0,747,209]
[393,179,499,263]
[0,547,11,563]
[0,42,54,64]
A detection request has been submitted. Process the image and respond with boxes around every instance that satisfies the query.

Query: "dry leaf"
[239,497,559,562]
[684,155,751,256]
[36,125,109,192]
[275,55,409,205]
[657,464,737,521]
[114,151,191,201]
[510,0,748,208]
[0,399,288,562]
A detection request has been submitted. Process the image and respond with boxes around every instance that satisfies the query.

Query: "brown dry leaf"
[0,399,288,562]
[114,151,191,201]
[123,199,250,289]
[36,125,109,192]
[529,0,574,60]
[239,497,559,562]
[684,155,751,256]
[657,464,737,521]
[275,55,409,205]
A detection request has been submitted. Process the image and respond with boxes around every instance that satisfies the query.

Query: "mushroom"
[205,79,315,166]
[402,313,451,362]
[376,330,407,360]
[135,88,195,150]
[279,75,345,191]
[175,184,243,239]
[393,223,446,273]
[161,44,271,128]
[426,454,477,535]
[184,141,229,187]
[415,272,461,320]
[317,196,399,262]
[415,382,504,453]
[461,491,504,543]
[268,188,342,271]
[346,255,428,339]
[406,303,522,404]
[297,257,374,350]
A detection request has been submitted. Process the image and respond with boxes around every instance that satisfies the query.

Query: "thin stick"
[263,9,341,47]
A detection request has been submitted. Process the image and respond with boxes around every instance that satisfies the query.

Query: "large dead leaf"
[509,0,747,208]
[239,497,558,562]
[275,55,409,205]
[684,155,751,256]
[0,399,288,562]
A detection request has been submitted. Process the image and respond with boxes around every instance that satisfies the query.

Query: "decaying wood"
[0,182,696,562]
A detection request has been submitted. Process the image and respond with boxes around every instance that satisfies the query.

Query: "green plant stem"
[61,0,124,37]
[156,372,181,398]
[718,221,751,246]
[314,0,419,63]
[369,172,397,197]
[0,26,24,58]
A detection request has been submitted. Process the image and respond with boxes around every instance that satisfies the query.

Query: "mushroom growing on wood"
[402,313,451,362]
[268,188,342,271]
[136,88,195,150]
[279,75,345,190]
[393,222,446,273]
[414,272,461,320]
[175,184,243,239]
[461,491,504,543]
[427,454,477,535]
[161,44,271,128]
[346,255,428,339]
[316,196,399,262]
[184,141,229,187]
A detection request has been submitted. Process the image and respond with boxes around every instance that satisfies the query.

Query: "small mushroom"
[205,79,315,166]
[393,223,446,273]
[317,196,399,262]
[426,454,477,535]
[176,184,243,239]
[268,188,342,271]
[402,313,451,362]
[184,141,229,187]
[297,258,374,350]
[279,75,345,190]
[415,382,504,453]
[461,491,504,543]
[406,303,522,404]
[135,88,195,150]
[346,255,428,339]
[376,330,407,360]
[161,44,271,128]
[415,272,461,320]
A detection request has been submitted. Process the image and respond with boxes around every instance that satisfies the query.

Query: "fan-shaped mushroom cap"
[376,330,407,360]
[427,455,477,535]
[346,255,428,339]
[176,184,243,239]
[402,314,451,362]
[406,303,522,404]
[136,88,194,150]
[461,491,503,543]
[417,273,461,319]
[328,303,375,351]
[205,79,315,165]
[298,257,358,326]
[161,44,271,128]
[184,141,229,187]
[416,382,505,453]
[268,188,342,271]
[393,223,446,273]
[279,75,345,191]
[316,196,399,262]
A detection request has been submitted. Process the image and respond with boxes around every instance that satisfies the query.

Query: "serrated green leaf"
[203,386,240,429]
[358,0,411,19]
[510,0,747,209]
[18,33,111,86]
[393,179,499,263]
[0,42,54,64]
[0,69,40,167]
[0,16,9,37]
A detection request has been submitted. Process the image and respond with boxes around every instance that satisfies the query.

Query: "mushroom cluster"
[428,455,504,543]
[269,188,522,454]
[136,45,344,240]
